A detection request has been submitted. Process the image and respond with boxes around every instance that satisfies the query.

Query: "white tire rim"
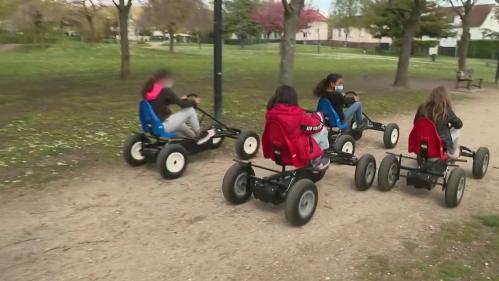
[342,141,354,154]
[482,153,489,174]
[234,172,249,198]
[243,137,258,155]
[298,190,315,219]
[131,142,144,161]
[365,161,376,183]
[457,176,465,201]
[391,128,399,144]
[166,152,185,174]
[388,163,398,186]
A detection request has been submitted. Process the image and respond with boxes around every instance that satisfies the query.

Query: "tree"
[68,0,103,42]
[365,0,452,87]
[447,0,479,71]
[279,0,305,85]
[112,0,132,80]
[224,0,261,47]
[330,0,363,43]
[184,2,212,48]
[141,0,200,52]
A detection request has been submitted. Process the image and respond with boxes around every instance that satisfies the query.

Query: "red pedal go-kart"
[377,118,490,208]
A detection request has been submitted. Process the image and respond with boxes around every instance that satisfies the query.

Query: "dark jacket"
[323,90,355,121]
[148,88,197,121]
[415,105,463,151]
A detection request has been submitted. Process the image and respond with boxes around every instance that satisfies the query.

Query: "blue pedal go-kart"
[317,91,400,152]
[123,95,260,179]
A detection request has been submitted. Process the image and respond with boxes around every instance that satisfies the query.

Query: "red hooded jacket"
[262,104,324,168]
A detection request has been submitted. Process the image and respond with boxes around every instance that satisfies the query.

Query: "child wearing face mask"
[142,69,215,144]
[313,73,365,129]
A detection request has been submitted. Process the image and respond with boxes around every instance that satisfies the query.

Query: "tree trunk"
[279,1,303,86]
[118,7,131,80]
[86,15,96,42]
[197,34,201,49]
[393,23,417,87]
[168,30,175,52]
[458,15,471,71]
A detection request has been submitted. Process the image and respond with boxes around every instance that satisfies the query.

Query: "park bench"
[455,69,483,89]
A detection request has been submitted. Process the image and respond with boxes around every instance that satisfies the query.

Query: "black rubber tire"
[378,154,399,191]
[285,179,318,227]
[123,133,148,167]
[383,123,400,149]
[445,168,466,208]
[355,154,377,191]
[235,130,260,160]
[208,136,225,149]
[472,147,490,179]
[156,144,189,179]
[334,134,356,155]
[222,163,255,205]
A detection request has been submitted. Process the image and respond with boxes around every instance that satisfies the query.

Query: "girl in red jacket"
[263,85,330,170]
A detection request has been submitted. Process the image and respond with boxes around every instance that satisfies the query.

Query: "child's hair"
[313,73,343,98]
[142,69,172,99]
[418,86,452,123]
[267,85,299,110]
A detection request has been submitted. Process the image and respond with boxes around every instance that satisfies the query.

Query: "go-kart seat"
[139,100,177,139]
[409,118,447,161]
[262,119,302,168]
[316,98,348,129]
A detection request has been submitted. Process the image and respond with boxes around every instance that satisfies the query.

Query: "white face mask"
[165,80,174,88]
[335,85,344,93]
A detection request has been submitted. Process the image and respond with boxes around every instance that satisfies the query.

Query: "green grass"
[362,215,499,281]
[0,41,492,187]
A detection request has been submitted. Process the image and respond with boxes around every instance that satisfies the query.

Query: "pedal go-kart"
[123,95,260,179]
[377,118,490,208]
[316,91,400,150]
[222,120,327,226]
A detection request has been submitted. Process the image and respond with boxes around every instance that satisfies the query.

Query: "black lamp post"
[214,0,223,119]
[495,52,499,84]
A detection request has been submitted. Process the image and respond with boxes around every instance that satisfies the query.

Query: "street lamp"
[214,0,223,119]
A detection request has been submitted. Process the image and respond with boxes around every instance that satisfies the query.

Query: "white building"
[296,15,329,41]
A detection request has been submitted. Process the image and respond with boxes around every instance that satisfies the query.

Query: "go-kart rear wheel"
[445,168,466,208]
[355,154,377,191]
[123,133,148,166]
[285,179,318,227]
[383,123,400,149]
[156,144,189,179]
[235,130,260,160]
[378,155,399,191]
[472,147,490,179]
[222,163,255,205]
[334,134,356,155]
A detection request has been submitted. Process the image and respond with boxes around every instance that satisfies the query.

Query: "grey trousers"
[163,107,200,138]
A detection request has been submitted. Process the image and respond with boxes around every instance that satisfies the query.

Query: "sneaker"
[197,128,216,145]
[312,155,330,171]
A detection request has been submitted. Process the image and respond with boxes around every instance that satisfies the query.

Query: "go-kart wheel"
[334,134,356,155]
[156,144,189,179]
[222,163,255,205]
[123,133,148,166]
[378,154,399,191]
[355,154,377,191]
[209,136,225,149]
[445,168,466,208]
[285,179,318,227]
[472,147,490,179]
[235,130,260,160]
[383,123,400,149]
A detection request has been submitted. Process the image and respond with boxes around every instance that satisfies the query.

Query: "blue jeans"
[344,102,363,126]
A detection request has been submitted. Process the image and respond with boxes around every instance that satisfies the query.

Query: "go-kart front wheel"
[355,154,377,191]
[383,123,400,149]
[334,134,356,155]
[285,179,318,227]
[222,163,255,205]
[123,133,148,166]
[235,130,260,160]
[156,144,189,179]
[472,147,490,179]
[445,168,466,208]
[378,154,399,191]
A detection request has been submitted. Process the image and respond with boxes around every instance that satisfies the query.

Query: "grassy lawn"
[362,215,499,281]
[0,41,494,188]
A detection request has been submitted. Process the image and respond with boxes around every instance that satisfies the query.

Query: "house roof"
[440,4,496,28]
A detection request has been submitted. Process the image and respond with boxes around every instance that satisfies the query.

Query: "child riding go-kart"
[123,94,260,179]
[377,118,490,208]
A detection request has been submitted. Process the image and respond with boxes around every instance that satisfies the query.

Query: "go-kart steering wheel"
[344,91,358,97]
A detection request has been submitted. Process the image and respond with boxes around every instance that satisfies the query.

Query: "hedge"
[468,40,499,59]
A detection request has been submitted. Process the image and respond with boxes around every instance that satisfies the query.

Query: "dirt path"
[1,89,499,281]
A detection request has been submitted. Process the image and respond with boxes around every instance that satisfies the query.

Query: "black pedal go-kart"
[316,91,400,150]
[377,118,490,208]
[123,94,260,179]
